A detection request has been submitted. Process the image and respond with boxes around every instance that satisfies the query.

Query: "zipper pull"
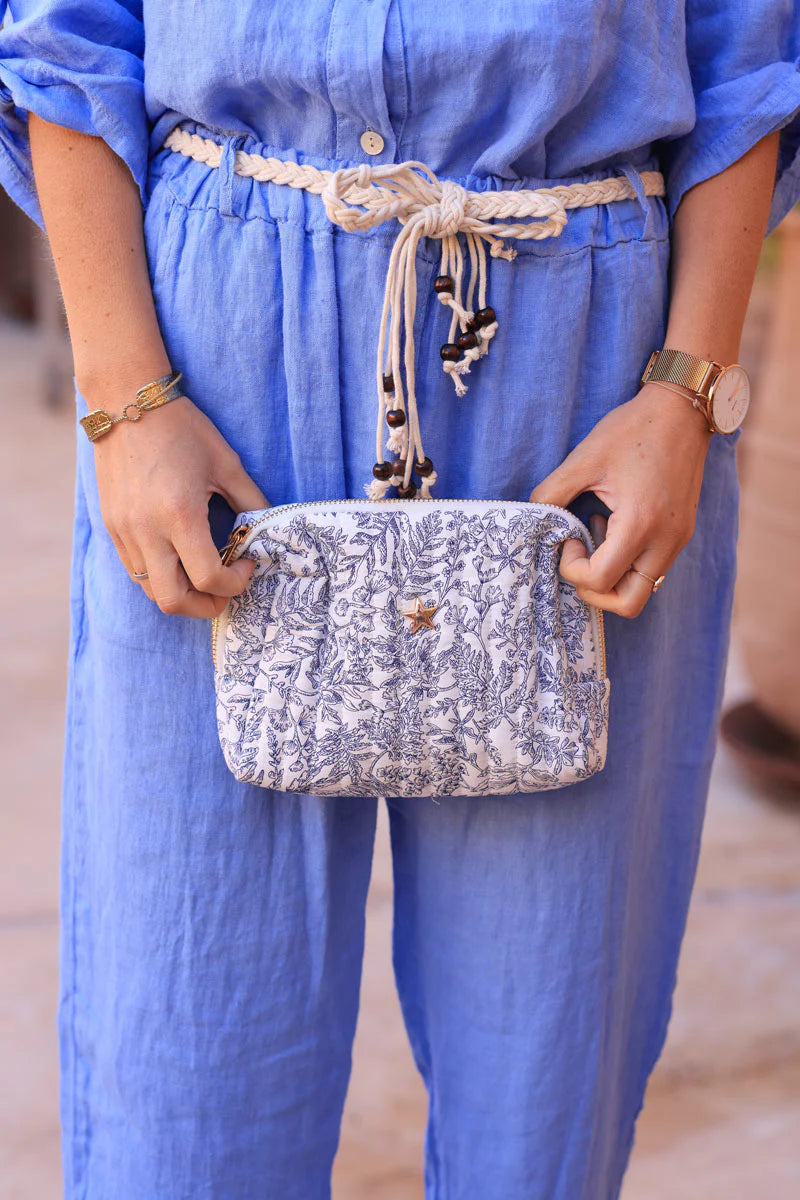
[219,523,251,566]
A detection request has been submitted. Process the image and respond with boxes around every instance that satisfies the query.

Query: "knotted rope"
[162,127,665,498]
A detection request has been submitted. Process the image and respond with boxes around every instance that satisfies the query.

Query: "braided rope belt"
[163,126,665,498]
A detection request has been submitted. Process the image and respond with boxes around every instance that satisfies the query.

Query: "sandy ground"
[1,318,799,1199]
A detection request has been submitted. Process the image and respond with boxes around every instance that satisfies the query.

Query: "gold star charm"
[402,597,438,634]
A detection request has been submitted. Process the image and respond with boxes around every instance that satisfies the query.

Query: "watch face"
[710,364,750,434]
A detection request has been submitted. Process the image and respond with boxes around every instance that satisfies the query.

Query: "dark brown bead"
[457,330,479,350]
[372,461,394,480]
[386,408,406,428]
[474,306,496,327]
[433,274,454,294]
[397,481,418,499]
[440,342,461,362]
[382,373,396,393]
[390,459,407,477]
[414,456,434,477]
[465,315,480,333]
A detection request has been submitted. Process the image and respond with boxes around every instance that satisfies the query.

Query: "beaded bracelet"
[79,370,184,442]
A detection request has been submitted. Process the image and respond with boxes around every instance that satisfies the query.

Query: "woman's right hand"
[26,118,267,618]
[90,390,268,618]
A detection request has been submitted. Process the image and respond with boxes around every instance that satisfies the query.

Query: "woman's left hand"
[529,382,713,617]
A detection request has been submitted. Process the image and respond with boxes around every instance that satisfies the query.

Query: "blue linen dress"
[2,3,800,1197]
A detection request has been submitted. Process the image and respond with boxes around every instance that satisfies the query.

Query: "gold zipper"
[211,525,254,669]
[593,604,607,679]
[210,613,220,670]
[212,497,607,677]
[218,496,591,556]
[219,522,251,565]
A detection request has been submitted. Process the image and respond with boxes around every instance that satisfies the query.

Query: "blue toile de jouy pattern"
[212,501,611,797]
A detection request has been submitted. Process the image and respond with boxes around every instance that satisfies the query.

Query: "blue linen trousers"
[58,124,741,1199]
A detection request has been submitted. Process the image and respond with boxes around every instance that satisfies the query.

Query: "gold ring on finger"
[628,565,665,593]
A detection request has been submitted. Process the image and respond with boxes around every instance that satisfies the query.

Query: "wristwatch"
[640,347,750,434]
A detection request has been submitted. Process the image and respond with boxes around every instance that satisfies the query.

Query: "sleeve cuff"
[662,61,800,238]
[0,60,148,234]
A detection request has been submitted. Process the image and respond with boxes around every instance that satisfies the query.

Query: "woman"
[1,2,799,1196]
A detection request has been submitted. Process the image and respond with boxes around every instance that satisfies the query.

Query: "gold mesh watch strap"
[642,348,718,395]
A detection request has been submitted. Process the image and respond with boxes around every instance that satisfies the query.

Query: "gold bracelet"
[642,378,714,432]
[79,370,185,442]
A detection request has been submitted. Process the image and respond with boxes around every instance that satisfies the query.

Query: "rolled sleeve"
[660,1,800,237]
[0,0,147,233]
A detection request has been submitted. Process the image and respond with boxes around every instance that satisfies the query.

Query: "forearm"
[25,113,266,617]
[664,128,780,365]
[27,112,171,397]
[533,128,783,615]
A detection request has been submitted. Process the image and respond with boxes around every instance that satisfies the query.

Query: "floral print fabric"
[215,502,609,796]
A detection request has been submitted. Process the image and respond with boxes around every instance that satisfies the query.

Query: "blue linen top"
[1,1,800,239]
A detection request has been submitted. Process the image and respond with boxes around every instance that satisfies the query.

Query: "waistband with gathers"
[162,124,665,499]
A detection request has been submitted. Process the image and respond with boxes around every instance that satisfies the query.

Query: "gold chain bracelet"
[642,378,715,432]
[79,370,185,442]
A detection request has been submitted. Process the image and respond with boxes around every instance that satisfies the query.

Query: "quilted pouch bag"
[211,498,610,797]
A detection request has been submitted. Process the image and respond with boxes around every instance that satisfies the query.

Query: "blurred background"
[1,189,799,1200]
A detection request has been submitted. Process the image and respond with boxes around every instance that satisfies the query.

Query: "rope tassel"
[317,161,571,498]
[161,129,666,500]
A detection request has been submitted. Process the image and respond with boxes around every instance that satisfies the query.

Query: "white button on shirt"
[359,129,385,155]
